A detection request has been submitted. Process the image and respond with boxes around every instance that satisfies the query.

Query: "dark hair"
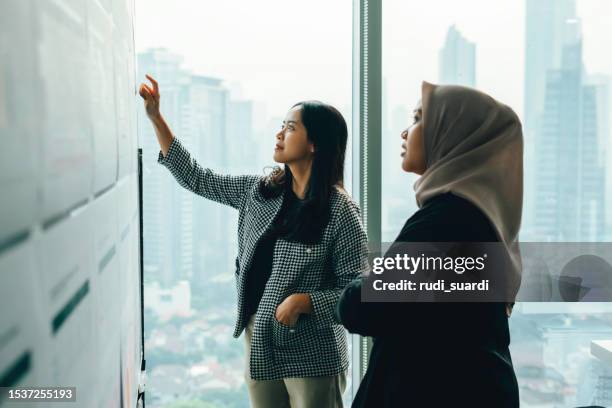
[259,100,349,244]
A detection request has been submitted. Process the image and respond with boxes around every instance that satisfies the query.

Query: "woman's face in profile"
[400,100,426,174]
[273,105,314,164]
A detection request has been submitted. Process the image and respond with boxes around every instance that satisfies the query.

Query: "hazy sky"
[134,0,611,126]
[384,0,612,122]
[134,0,352,119]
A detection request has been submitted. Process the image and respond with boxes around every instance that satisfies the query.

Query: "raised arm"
[140,74,260,210]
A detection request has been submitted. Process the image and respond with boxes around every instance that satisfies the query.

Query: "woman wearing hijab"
[140,74,368,407]
[336,81,522,407]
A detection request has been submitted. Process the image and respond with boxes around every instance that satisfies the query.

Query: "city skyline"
[135,1,612,406]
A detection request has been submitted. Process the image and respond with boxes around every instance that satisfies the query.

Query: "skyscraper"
[587,74,612,239]
[138,48,193,286]
[523,0,576,239]
[184,75,234,290]
[438,25,476,87]
[533,19,606,241]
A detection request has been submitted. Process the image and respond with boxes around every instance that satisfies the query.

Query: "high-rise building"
[524,0,576,133]
[523,0,576,239]
[183,75,234,290]
[580,81,607,241]
[137,50,257,288]
[587,74,612,239]
[138,48,193,286]
[438,25,476,87]
[533,20,606,241]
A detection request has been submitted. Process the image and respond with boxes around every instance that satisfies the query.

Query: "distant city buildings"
[138,47,264,407]
[146,280,192,321]
[377,8,611,406]
[137,49,193,286]
[510,2,611,406]
[438,25,476,87]
[138,48,261,288]
[526,7,607,241]
[138,2,612,403]
[382,24,477,241]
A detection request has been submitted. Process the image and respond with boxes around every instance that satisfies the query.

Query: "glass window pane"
[135,1,353,406]
[382,1,612,406]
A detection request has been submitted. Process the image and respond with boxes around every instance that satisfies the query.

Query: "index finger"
[145,74,159,95]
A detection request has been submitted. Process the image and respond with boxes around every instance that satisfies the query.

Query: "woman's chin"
[273,152,283,163]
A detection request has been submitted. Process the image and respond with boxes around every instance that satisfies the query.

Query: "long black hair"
[259,100,348,244]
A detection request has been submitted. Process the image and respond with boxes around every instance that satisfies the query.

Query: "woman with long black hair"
[140,74,369,407]
[336,81,522,407]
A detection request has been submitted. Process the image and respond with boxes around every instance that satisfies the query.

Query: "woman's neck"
[288,159,312,199]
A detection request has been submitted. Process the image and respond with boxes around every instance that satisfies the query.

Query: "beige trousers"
[243,314,347,408]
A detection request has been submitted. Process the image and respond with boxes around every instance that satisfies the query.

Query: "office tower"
[226,99,265,192]
[534,20,606,241]
[184,75,235,290]
[523,0,576,238]
[227,100,255,164]
[438,25,476,87]
[589,341,612,406]
[524,0,576,132]
[138,48,194,286]
[587,74,612,239]
[580,80,607,241]
[137,51,261,289]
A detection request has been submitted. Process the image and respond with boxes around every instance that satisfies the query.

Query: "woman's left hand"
[275,293,312,326]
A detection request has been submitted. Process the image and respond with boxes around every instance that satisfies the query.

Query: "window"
[135,1,353,406]
[381,0,612,406]
[137,0,612,405]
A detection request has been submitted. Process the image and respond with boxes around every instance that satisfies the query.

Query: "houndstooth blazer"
[157,137,369,381]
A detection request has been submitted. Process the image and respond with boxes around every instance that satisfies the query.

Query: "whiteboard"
[0,0,142,406]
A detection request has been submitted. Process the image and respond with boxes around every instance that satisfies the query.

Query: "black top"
[243,188,305,317]
[335,192,519,407]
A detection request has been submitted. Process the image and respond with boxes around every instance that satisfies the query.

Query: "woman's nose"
[401,129,408,139]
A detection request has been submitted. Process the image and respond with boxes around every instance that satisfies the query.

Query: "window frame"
[351,0,381,396]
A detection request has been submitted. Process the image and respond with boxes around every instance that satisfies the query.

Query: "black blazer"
[336,191,520,407]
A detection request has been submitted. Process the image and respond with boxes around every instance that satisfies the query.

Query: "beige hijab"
[413,81,523,312]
